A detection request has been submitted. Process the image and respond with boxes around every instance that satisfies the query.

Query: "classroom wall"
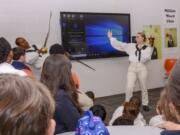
[0,0,180,97]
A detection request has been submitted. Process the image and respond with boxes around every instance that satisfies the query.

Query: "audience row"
[0,36,180,135]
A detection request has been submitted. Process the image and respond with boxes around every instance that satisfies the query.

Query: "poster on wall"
[143,25,162,60]
[162,8,178,52]
[164,28,177,48]
[163,9,177,27]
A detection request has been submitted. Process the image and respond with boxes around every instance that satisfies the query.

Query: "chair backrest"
[164,58,177,76]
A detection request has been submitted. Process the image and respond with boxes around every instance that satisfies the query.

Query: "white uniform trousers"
[125,62,148,105]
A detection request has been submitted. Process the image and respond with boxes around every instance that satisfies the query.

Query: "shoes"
[142,105,150,112]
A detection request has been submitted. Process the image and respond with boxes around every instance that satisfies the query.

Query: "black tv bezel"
[60,11,131,60]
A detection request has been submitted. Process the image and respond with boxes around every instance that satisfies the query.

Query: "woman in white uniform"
[107,31,152,111]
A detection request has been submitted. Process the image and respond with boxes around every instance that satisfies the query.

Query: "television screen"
[60,12,131,59]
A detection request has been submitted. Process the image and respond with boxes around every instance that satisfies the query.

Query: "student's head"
[41,54,72,96]
[159,88,177,122]
[167,59,180,121]
[161,59,180,122]
[0,37,13,64]
[49,44,70,58]
[41,54,81,113]
[112,115,134,126]
[0,74,55,135]
[90,105,106,121]
[85,91,95,102]
[129,96,141,108]
[123,102,139,121]
[12,47,26,63]
[15,37,30,50]
[113,101,139,126]
[169,59,180,119]
[136,32,146,44]
[49,44,65,55]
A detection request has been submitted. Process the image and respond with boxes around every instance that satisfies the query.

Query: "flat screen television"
[60,12,131,59]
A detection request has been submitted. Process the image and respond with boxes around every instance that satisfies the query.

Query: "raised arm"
[107,31,130,52]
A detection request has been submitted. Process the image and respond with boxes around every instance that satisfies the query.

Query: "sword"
[43,11,52,48]
[76,59,96,71]
[68,54,96,71]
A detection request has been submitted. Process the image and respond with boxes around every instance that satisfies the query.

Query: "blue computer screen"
[60,12,130,59]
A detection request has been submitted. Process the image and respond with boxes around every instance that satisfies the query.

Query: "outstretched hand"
[107,30,112,39]
[38,48,48,55]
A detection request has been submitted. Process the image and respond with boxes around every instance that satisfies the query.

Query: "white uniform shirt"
[109,106,146,126]
[26,48,48,69]
[110,37,153,63]
[26,49,39,65]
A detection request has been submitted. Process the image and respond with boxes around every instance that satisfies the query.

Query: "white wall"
[0,0,180,97]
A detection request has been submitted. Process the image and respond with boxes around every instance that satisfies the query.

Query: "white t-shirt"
[109,106,146,126]
[0,63,26,76]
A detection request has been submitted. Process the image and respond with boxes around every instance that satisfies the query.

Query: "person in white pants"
[107,31,152,111]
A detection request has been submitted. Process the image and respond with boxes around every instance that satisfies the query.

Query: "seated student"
[158,59,180,135]
[49,44,80,88]
[12,47,35,79]
[0,37,26,76]
[0,74,55,135]
[49,43,94,111]
[112,102,139,126]
[90,105,107,122]
[109,96,146,126]
[158,88,180,135]
[40,54,82,134]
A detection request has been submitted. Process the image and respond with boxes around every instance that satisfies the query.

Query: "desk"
[57,126,162,135]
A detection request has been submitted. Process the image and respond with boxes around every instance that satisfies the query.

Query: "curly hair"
[0,37,11,63]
